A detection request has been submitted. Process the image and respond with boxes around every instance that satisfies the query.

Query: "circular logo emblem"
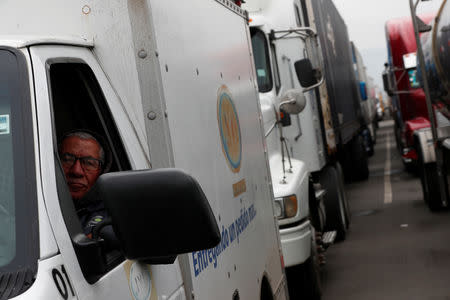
[217,86,242,173]
[130,262,152,300]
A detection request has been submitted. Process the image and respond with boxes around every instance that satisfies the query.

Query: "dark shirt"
[77,200,108,236]
[77,200,120,250]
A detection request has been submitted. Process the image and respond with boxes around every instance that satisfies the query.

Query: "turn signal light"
[284,195,298,218]
[274,195,298,219]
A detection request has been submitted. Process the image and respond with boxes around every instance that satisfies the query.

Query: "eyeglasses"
[60,153,103,171]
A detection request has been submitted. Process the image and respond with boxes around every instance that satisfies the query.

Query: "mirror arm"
[302,75,325,93]
[265,120,278,137]
[270,27,317,41]
[278,99,297,111]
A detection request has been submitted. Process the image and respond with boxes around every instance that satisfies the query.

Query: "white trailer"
[243,0,349,298]
[0,0,289,299]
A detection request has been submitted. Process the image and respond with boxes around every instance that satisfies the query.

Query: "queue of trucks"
[242,0,379,297]
[0,0,376,299]
[383,0,450,212]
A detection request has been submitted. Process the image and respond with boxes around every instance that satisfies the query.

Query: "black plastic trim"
[279,217,309,230]
[0,47,39,299]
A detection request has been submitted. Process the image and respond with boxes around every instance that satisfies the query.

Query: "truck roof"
[0,35,93,49]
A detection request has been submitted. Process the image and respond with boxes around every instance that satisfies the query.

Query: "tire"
[416,140,446,211]
[319,166,347,241]
[286,242,322,300]
[362,128,374,157]
[403,159,418,175]
[335,162,351,229]
[420,162,445,211]
[350,135,369,181]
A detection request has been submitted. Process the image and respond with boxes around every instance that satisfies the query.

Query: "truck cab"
[0,41,219,300]
[383,14,435,169]
[0,0,289,299]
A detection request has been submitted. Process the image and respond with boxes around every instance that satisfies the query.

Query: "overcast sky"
[332,0,443,91]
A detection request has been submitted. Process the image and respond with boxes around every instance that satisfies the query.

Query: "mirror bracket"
[269,27,317,42]
[302,75,324,93]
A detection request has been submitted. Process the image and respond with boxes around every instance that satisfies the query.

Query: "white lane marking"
[384,133,392,204]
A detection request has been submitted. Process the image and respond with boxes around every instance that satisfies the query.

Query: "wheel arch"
[260,273,275,300]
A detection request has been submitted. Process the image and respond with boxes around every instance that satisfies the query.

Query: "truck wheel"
[320,166,347,241]
[286,242,322,300]
[351,135,369,181]
[301,242,322,300]
[362,128,374,157]
[335,162,351,229]
[420,162,445,211]
[416,139,446,211]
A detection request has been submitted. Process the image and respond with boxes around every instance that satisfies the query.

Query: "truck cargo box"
[310,0,362,145]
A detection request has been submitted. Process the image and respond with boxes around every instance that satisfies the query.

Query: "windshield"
[251,28,274,93]
[407,69,420,89]
[0,48,38,298]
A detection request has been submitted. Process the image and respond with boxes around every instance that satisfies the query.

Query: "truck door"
[29,45,183,300]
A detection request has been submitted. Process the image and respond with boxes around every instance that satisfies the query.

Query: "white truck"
[0,0,289,299]
[242,0,350,299]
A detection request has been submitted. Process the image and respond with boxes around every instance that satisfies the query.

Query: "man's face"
[60,136,103,200]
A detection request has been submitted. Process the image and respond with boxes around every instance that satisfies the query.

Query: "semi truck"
[308,0,371,183]
[383,13,435,171]
[242,0,371,296]
[408,0,450,210]
[351,42,378,155]
[242,0,334,298]
[244,0,370,239]
[0,0,290,299]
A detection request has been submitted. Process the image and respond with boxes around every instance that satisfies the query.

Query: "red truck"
[383,13,435,170]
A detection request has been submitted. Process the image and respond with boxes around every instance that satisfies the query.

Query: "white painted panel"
[150,0,285,298]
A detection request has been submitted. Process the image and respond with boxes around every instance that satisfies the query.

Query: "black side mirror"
[382,71,394,96]
[93,168,220,264]
[294,59,319,88]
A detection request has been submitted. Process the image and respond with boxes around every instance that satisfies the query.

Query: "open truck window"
[251,28,274,93]
[48,62,131,282]
[0,48,39,299]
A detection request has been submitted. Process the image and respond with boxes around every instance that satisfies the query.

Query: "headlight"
[273,200,283,219]
[274,195,298,219]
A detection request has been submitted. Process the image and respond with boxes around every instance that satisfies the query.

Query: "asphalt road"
[321,120,450,300]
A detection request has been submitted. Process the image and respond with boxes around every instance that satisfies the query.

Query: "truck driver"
[58,130,113,239]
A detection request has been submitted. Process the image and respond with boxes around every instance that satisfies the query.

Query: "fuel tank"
[420,0,450,104]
